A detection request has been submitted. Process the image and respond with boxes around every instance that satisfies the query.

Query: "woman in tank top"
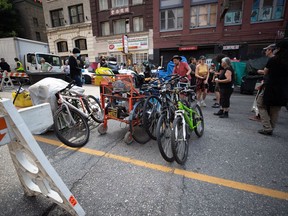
[195,56,209,107]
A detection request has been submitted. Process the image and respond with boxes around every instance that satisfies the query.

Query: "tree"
[0,0,23,38]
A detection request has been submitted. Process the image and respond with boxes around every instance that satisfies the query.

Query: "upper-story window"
[160,0,183,8]
[133,17,143,32]
[113,19,126,34]
[132,0,143,5]
[224,0,243,25]
[50,9,65,27]
[101,21,110,36]
[99,0,108,11]
[251,0,285,22]
[57,41,68,52]
[112,0,128,8]
[35,32,41,41]
[33,17,39,27]
[69,4,84,24]
[75,39,87,50]
[160,8,183,31]
[190,0,217,28]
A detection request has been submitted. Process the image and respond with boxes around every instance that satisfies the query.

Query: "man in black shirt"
[68,48,82,87]
[0,58,11,72]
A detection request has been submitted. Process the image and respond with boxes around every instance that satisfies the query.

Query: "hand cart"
[97,74,149,144]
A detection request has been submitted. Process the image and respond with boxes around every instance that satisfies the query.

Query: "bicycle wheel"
[193,104,204,137]
[84,95,104,123]
[157,113,174,162]
[171,116,189,165]
[129,100,151,144]
[143,95,162,140]
[54,106,90,147]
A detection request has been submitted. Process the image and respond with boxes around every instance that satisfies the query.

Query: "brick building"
[12,0,47,42]
[153,0,288,67]
[89,0,153,65]
[42,0,94,62]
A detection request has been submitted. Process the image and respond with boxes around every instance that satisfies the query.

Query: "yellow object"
[12,91,33,107]
[94,67,114,86]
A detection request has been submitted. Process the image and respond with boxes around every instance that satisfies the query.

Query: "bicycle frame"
[176,101,199,131]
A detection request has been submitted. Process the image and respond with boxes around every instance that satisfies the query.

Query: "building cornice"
[46,22,92,33]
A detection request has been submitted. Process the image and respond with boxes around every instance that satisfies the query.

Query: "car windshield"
[36,54,61,66]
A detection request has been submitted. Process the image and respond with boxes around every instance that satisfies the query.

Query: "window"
[112,0,128,8]
[190,4,217,28]
[33,17,39,27]
[50,9,65,27]
[75,39,87,50]
[160,8,183,31]
[132,0,143,5]
[113,19,126,34]
[132,52,148,68]
[99,0,108,10]
[69,4,84,24]
[251,0,285,22]
[57,41,68,52]
[101,22,110,36]
[160,0,182,8]
[35,32,41,41]
[133,17,143,32]
[224,0,243,25]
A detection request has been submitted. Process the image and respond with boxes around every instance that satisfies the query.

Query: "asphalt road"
[1,84,288,216]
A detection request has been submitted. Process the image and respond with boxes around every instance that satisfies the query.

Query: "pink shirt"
[173,62,191,80]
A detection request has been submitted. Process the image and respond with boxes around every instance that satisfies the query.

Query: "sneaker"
[258,129,273,136]
[212,103,220,108]
[201,100,206,107]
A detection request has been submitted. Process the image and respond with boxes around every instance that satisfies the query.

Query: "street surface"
[1,84,288,216]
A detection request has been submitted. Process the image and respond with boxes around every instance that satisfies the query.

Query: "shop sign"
[110,7,129,16]
[108,37,148,52]
[223,45,240,50]
[179,46,198,51]
[122,35,128,54]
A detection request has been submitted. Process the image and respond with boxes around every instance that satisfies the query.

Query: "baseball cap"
[263,44,276,50]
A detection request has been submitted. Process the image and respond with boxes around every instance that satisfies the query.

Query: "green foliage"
[0,0,22,38]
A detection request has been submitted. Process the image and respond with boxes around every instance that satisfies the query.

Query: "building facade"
[153,0,288,66]
[89,0,153,65]
[13,0,47,42]
[42,0,94,62]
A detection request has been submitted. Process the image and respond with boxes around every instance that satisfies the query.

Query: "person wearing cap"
[249,44,275,121]
[171,55,191,83]
[195,55,209,107]
[68,47,82,87]
[0,58,11,72]
[256,39,288,135]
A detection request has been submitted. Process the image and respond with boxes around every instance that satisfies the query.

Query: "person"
[61,59,70,75]
[249,44,275,121]
[256,39,288,135]
[0,58,11,72]
[40,58,53,72]
[171,55,191,85]
[97,56,107,68]
[195,55,209,107]
[68,47,82,87]
[188,57,197,86]
[214,57,235,118]
[14,57,25,72]
[212,54,227,108]
[208,63,216,93]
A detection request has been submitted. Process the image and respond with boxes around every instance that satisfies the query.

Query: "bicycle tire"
[84,95,104,123]
[143,95,162,140]
[171,116,189,165]
[156,113,174,162]
[193,104,204,137]
[53,106,90,147]
[129,100,151,144]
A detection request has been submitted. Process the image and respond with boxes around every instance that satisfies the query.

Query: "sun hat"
[263,44,276,50]
[171,55,182,61]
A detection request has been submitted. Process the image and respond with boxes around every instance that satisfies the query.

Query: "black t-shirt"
[68,56,81,77]
[218,66,234,89]
[0,62,11,72]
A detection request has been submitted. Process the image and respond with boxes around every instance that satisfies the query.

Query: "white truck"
[0,37,65,83]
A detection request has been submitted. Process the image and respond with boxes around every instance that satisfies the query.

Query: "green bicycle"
[171,89,204,164]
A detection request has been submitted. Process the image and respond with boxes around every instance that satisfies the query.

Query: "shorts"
[214,82,220,92]
[196,78,208,92]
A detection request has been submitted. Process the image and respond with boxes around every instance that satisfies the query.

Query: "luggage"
[240,75,262,95]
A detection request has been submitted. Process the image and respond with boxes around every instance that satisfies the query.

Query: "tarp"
[231,62,247,85]
[246,56,269,75]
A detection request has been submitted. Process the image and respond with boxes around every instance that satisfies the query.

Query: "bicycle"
[53,81,103,147]
[171,88,204,164]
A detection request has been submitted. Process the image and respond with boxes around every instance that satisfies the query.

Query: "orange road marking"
[35,136,288,201]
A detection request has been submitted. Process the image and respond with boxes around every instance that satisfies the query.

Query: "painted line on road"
[35,136,288,201]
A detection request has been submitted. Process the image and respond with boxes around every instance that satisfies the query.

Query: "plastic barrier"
[0,99,85,216]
